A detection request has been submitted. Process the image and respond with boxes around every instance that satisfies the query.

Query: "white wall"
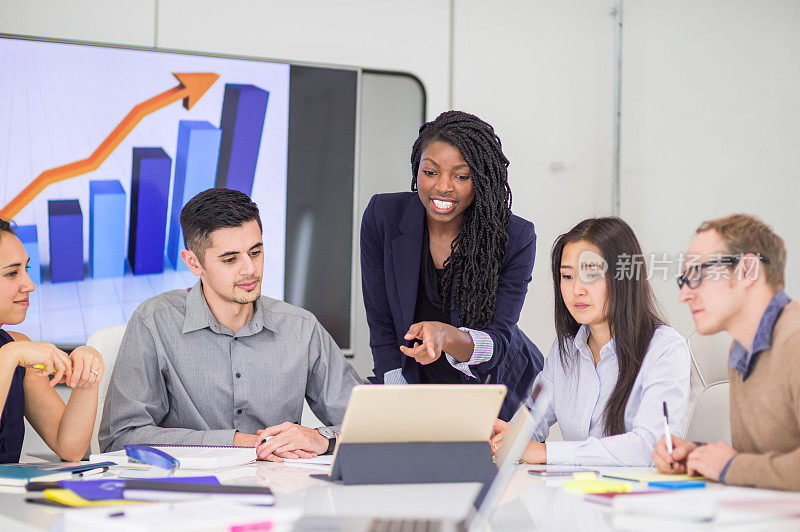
[2,0,799,370]
[620,0,800,338]
[0,0,155,46]
[451,0,617,353]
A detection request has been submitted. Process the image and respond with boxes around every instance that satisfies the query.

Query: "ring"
[491,442,498,450]
[90,369,99,375]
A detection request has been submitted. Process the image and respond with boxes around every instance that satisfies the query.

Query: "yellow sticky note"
[43,489,149,507]
[572,471,597,481]
[563,480,632,494]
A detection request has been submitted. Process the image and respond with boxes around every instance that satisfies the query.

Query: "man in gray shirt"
[99,188,361,461]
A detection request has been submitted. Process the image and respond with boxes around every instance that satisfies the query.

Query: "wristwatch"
[317,427,337,455]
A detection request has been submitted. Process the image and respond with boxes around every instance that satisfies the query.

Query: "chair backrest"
[687,330,733,387]
[86,324,127,454]
[683,381,731,445]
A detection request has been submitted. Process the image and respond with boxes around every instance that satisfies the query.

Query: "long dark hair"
[551,217,665,436]
[410,110,512,329]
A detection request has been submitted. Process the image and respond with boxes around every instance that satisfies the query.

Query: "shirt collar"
[573,324,616,362]
[729,290,792,379]
[181,280,278,336]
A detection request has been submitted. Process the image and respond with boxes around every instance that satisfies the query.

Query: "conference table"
[1,458,799,531]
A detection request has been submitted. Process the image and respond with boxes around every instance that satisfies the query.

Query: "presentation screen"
[0,36,356,350]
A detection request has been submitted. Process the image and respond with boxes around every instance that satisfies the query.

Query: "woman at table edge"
[0,218,104,463]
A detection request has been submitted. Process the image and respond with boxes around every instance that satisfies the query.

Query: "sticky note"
[43,489,149,507]
[563,480,632,494]
[648,480,706,490]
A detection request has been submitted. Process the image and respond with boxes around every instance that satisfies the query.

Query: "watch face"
[318,427,335,439]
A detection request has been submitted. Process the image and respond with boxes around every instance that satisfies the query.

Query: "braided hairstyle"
[411,110,512,329]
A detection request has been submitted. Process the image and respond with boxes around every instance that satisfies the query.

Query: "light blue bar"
[89,180,126,278]
[14,225,41,284]
[167,121,222,269]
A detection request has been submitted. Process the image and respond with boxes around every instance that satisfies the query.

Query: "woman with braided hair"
[360,110,543,420]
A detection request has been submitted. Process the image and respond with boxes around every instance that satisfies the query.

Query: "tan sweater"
[726,301,800,490]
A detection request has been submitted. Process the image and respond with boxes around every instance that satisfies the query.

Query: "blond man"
[652,214,799,490]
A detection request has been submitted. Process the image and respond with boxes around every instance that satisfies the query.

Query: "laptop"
[293,383,549,532]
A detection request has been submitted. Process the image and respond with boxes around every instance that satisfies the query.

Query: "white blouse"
[527,325,691,466]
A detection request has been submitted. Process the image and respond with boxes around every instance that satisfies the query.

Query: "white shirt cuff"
[444,328,494,379]
[383,368,408,385]
[545,440,579,465]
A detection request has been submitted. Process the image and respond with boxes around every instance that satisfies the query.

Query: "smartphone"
[527,466,598,477]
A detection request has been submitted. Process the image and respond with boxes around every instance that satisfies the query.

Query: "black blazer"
[360,192,544,420]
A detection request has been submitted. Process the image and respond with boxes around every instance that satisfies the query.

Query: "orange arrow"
[0,72,220,220]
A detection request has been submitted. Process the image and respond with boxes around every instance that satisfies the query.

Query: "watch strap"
[323,436,336,455]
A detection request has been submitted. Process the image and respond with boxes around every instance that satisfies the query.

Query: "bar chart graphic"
[89,180,126,278]
[128,147,173,275]
[167,121,222,269]
[0,38,290,344]
[215,84,270,195]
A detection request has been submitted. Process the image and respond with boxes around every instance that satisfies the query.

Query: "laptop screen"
[466,382,550,530]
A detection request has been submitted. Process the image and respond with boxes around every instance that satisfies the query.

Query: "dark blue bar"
[14,224,41,284]
[128,147,172,275]
[167,121,222,268]
[215,84,269,195]
[48,199,84,283]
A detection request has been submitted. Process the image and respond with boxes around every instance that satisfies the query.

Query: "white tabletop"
[1,461,799,531]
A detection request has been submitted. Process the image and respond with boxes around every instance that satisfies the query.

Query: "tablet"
[336,384,507,444]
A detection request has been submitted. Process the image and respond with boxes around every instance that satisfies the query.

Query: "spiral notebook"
[89,445,256,469]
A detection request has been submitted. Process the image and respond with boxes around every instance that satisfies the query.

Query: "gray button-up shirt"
[99,281,361,451]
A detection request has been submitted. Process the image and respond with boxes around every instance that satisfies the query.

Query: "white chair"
[688,330,733,387]
[683,381,732,445]
[86,324,127,454]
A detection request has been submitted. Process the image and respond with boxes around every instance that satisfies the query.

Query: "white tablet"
[335,384,507,444]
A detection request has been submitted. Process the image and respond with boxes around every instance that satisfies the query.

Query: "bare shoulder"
[7,331,31,342]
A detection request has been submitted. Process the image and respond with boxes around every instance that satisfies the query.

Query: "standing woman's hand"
[0,341,73,387]
[400,321,452,364]
[66,346,104,388]
[400,321,475,364]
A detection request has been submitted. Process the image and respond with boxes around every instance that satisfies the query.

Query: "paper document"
[61,501,302,532]
[90,445,256,469]
[284,455,333,466]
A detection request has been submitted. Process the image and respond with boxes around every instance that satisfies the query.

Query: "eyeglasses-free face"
[676,253,770,290]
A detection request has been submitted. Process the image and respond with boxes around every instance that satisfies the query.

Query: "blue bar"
[48,199,84,283]
[14,224,41,284]
[167,121,222,269]
[89,180,126,278]
[215,84,269,195]
[128,147,172,275]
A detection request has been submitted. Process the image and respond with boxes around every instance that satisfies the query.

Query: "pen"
[74,467,107,478]
[600,474,643,483]
[663,401,674,468]
[32,363,60,374]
